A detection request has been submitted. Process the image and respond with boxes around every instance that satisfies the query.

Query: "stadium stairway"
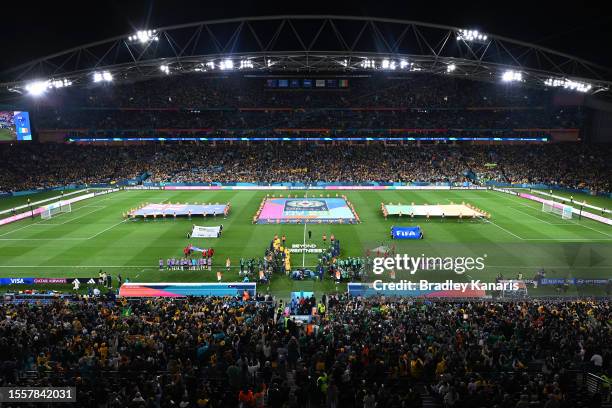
[420,384,443,408]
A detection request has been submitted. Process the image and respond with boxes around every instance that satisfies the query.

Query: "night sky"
[0,0,610,71]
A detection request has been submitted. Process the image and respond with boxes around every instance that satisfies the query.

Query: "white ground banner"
[191,225,221,238]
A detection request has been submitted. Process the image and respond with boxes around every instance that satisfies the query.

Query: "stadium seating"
[33,74,583,138]
[0,143,610,193]
[0,297,609,407]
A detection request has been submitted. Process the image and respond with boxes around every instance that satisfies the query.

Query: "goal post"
[41,201,72,219]
[542,200,573,220]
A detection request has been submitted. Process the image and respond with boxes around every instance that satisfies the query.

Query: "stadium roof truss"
[2,15,611,95]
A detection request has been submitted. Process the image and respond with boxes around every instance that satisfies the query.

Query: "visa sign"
[0,278,35,285]
[391,226,422,240]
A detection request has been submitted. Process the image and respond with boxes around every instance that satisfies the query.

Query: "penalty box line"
[492,190,612,238]
[0,218,127,241]
[0,203,109,237]
[0,197,164,240]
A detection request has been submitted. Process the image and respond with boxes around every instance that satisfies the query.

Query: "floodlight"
[219,59,233,70]
[50,79,72,89]
[360,58,375,69]
[239,59,254,69]
[381,59,397,70]
[400,59,409,69]
[447,64,456,73]
[457,28,490,44]
[502,70,522,82]
[545,77,592,93]
[129,29,159,44]
[93,71,113,83]
[25,80,49,96]
[160,65,170,74]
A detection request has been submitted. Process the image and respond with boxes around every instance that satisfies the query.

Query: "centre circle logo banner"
[284,200,328,211]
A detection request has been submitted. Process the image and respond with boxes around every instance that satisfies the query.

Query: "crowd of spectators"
[36,74,557,110]
[0,297,609,407]
[31,73,584,133]
[35,107,583,133]
[0,143,610,193]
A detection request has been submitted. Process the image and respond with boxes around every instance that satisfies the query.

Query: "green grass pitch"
[0,190,86,212]
[0,128,17,141]
[0,189,610,298]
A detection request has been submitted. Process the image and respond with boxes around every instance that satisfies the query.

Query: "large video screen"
[0,111,32,141]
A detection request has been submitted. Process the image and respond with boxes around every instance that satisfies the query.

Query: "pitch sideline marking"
[0,238,88,241]
[86,219,129,240]
[492,191,611,237]
[0,203,108,237]
[0,219,49,237]
[442,198,524,240]
[507,206,557,225]
[483,219,525,240]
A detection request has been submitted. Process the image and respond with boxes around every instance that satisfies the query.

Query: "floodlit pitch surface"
[0,128,16,141]
[0,189,610,297]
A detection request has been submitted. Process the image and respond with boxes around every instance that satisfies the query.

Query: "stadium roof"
[2,15,612,95]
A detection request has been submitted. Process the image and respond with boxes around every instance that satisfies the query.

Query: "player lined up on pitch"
[159,245,215,270]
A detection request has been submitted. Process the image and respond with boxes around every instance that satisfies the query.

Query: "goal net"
[41,201,72,219]
[542,200,573,219]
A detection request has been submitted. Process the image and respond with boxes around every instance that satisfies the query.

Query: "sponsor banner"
[162,185,486,191]
[40,189,118,210]
[125,186,162,190]
[0,189,88,216]
[93,188,119,196]
[68,277,100,285]
[164,185,282,190]
[0,208,45,226]
[0,277,100,286]
[493,187,519,196]
[1,189,119,227]
[0,278,35,285]
[34,278,67,284]
[530,190,611,214]
[391,226,422,239]
[326,185,453,190]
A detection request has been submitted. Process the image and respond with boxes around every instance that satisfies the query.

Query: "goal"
[41,201,72,219]
[542,200,573,220]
